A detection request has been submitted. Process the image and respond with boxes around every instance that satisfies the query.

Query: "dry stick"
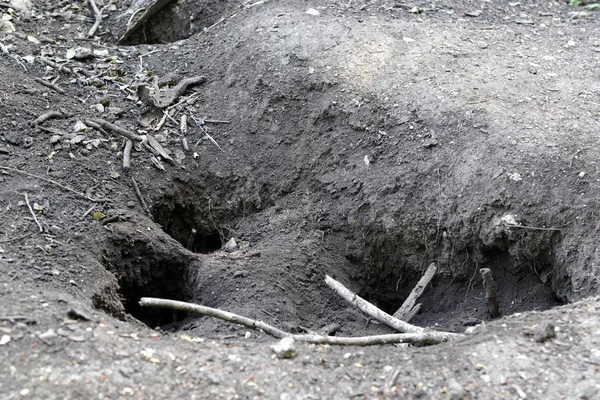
[152,76,206,108]
[139,298,458,346]
[200,125,224,152]
[167,91,201,111]
[393,263,437,321]
[569,146,591,168]
[0,166,109,203]
[480,268,500,318]
[87,0,102,37]
[402,303,422,323]
[31,110,63,126]
[204,16,225,32]
[0,232,34,244]
[33,77,65,95]
[145,134,175,164]
[325,275,423,334]
[505,224,562,232]
[82,119,108,135]
[86,118,143,141]
[203,119,230,124]
[9,54,27,71]
[22,193,43,233]
[123,139,133,169]
[39,57,73,74]
[131,177,151,216]
[180,115,189,151]
[81,206,94,219]
[186,228,197,251]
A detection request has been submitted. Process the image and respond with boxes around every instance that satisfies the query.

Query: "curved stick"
[139,297,462,345]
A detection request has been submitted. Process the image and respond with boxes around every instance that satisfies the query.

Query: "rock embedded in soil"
[271,337,296,359]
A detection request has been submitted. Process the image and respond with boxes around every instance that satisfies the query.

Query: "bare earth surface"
[1,0,600,398]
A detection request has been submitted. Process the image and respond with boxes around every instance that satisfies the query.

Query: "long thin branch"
[393,263,437,320]
[325,275,423,333]
[33,77,65,95]
[139,298,459,345]
[85,118,144,141]
[23,193,43,233]
[325,275,463,341]
[0,166,109,203]
[87,0,102,37]
[31,110,64,127]
[131,177,151,216]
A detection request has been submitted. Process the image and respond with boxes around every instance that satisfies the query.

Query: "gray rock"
[271,337,296,359]
[534,320,556,343]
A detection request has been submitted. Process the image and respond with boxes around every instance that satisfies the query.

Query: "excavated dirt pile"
[1,0,600,398]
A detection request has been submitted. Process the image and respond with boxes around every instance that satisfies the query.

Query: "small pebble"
[271,337,296,359]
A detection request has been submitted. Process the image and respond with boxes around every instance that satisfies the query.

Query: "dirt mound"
[1,0,600,398]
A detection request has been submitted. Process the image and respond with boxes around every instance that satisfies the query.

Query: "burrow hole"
[359,247,565,330]
[152,202,227,254]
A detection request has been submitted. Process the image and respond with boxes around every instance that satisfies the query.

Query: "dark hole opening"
[360,249,563,331]
[120,280,189,329]
[188,229,223,254]
[107,256,191,330]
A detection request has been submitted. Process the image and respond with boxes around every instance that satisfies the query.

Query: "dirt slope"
[1,0,600,398]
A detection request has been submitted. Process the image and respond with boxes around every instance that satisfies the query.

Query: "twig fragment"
[131,177,151,216]
[505,224,562,232]
[85,118,143,141]
[145,76,206,109]
[393,263,437,321]
[186,228,197,251]
[0,232,34,244]
[204,17,225,32]
[22,193,43,233]
[139,297,460,345]
[31,110,64,127]
[145,134,175,164]
[200,126,224,152]
[480,268,500,318]
[81,206,95,219]
[123,139,133,169]
[569,146,591,168]
[180,115,189,151]
[33,77,65,94]
[39,57,72,74]
[203,119,230,124]
[0,166,109,203]
[87,0,102,37]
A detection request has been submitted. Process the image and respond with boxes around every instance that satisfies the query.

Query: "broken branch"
[22,193,43,233]
[131,177,151,216]
[123,139,133,169]
[39,57,72,74]
[480,268,500,318]
[85,118,143,141]
[0,166,109,203]
[33,77,65,95]
[87,0,102,37]
[186,228,197,251]
[393,263,437,321]
[139,297,459,345]
[145,76,206,109]
[325,275,423,333]
[31,110,64,127]
[325,275,464,341]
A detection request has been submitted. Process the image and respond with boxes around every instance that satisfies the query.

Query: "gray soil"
[1,0,600,398]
